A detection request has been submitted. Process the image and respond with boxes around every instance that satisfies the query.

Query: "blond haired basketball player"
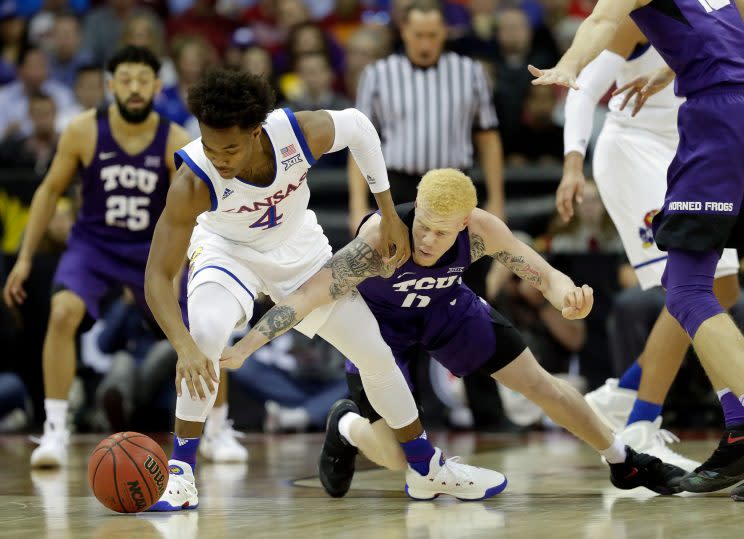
[559,18,740,471]
[222,169,687,499]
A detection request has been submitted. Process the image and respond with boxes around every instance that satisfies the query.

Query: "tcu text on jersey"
[393,275,461,308]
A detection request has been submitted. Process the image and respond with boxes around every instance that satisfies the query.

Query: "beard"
[115,95,154,124]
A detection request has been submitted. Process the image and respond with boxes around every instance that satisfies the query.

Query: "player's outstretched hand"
[528,64,579,90]
[561,284,594,320]
[613,66,675,117]
[556,168,586,223]
[379,213,410,268]
[219,345,247,370]
[175,345,219,400]
[3,257,31,307]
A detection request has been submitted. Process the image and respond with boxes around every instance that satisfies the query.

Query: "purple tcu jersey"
[630,0,744,96]
[356,203,472,331]
[69,108,171,263]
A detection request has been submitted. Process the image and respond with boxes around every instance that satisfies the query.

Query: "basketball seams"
[116,441,155,506]
[90,447,112,491]
[121,437,168,473]
[110,448,128,512]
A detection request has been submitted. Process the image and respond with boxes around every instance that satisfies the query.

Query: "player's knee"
[48,294,84,334]
[666,283,723,338]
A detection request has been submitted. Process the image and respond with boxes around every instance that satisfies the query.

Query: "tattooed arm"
[469,209,594,320]
[220,216,393,369]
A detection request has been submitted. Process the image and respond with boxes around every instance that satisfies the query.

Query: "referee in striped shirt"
[348,0,504,231]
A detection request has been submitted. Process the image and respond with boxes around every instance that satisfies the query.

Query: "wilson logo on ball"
[144,455,166,494]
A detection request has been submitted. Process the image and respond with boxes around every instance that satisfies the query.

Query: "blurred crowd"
[0,0,742,436]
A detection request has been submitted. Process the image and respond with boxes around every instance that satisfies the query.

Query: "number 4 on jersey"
[249,205,283,230]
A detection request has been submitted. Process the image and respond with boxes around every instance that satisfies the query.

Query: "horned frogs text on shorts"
[175,108,334,333]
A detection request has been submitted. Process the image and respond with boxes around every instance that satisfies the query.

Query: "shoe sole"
[146,501,199,512]
[680,472,744,493]
[405,478,508,501]
[30,454,64,469]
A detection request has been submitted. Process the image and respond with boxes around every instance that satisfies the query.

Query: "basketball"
[87,432,168,513]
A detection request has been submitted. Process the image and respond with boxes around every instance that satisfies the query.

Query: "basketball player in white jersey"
[559,18,740,470]
[144,69,506,510]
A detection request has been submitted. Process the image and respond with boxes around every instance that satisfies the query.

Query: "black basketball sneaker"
[680,426,744,493]
[609,446,685,495]
[318,399,360,498]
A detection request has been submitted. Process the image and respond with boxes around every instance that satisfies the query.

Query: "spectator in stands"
[541,181,627,389]
[0,5,27,84]
[82,0,160,65]
[0,92,58,176]
[504,85,564,165]
[167,0,237,56]
[0,47,75,141]
[450,0,499,62]
[224,27,256,71]
[284,52,350,112]
[240,44,284,102]
[56,65,106,130]
[342,25,390,101]
[94,288,159,431]
[282,21,345,79]
[46,12,91,90]
[118,12,176,86]
[233,330,348,433]
[155,35,216,138]
[0,370,28,432]
[493,6,558,143]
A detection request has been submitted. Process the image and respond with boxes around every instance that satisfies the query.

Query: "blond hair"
[416,168,478,216]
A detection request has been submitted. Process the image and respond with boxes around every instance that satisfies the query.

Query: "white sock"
[717,388,731,400]
[44,399,68,432]
[337,411,361,447]
[206,404,228,434]
[600,436,627,464]
[279,407,310,430]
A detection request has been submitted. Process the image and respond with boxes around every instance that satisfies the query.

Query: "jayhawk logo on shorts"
[638,209,660,248]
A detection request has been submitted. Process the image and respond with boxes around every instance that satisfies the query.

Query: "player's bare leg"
[493,349,685,494]
[31,291,86,468]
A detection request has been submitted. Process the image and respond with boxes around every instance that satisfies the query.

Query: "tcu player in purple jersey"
[530,0,744,497]
[221,169,687,499]
[2,46,191,468]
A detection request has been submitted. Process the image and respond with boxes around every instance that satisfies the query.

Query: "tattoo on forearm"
[255,305,297,340]
[470,233,542,285]
[322,237,387,299]
[494,251,542,285]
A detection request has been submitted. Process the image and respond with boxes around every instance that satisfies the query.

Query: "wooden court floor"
[0,430,740,539]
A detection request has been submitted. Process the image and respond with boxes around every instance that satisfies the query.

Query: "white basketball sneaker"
[199,420,249,463]
[618,417,700,472]
[584,378,637,432]
[30,422,70,468]
[405,447,508,501]
[147,460,199,511]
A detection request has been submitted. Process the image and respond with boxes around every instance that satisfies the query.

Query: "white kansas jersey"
[175,108,317,252]
[608,44,683,133]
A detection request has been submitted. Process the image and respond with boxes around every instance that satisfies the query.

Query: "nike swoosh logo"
[99,151,117,160]
[728,434,744,444]
[397,272,416,279]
